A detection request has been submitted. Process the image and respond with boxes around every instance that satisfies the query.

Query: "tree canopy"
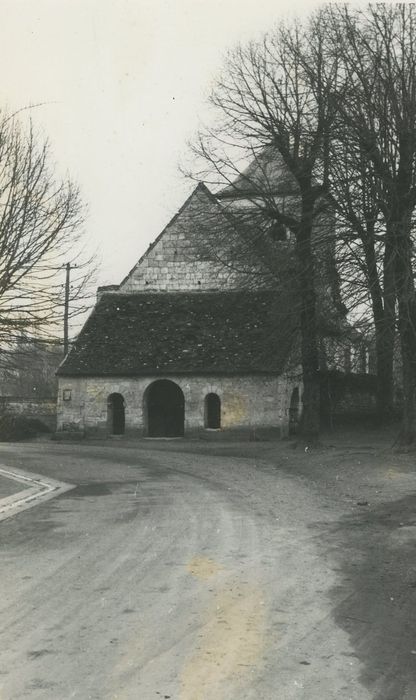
[0,110,95,351]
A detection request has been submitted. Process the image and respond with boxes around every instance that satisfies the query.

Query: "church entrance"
[146,380,185,437]
[107,393,125,435]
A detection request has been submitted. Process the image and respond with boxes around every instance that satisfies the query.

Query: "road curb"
[0,465,75,522]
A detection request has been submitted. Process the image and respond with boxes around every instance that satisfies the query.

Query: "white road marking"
[0,465,75,521]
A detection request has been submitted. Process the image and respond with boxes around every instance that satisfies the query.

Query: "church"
[56,153,353,439]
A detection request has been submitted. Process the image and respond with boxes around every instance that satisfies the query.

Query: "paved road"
[0,438,415,699]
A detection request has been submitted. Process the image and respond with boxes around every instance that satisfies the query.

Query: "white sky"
[0,0,325,288]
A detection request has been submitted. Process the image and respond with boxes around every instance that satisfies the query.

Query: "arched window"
[205,393,221,429]
[107,393,125,435]
[289,387,300,436]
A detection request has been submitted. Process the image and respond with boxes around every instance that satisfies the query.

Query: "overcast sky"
[0,0,324,287]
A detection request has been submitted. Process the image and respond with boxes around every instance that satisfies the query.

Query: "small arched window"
[107,393,125,435]
[205,393,221,429]
[289,387,300,436]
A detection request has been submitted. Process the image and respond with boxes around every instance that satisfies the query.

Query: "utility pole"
[63,262,70,355]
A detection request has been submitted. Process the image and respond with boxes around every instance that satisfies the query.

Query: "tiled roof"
[58,291,298,377]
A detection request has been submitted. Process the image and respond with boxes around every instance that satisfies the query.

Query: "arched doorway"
[146,380,184,437]
[205,393,221,429]
[107,393,125,435]
[289,387,300,436]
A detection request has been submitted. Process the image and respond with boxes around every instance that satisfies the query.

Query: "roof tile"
[58,291,297,377]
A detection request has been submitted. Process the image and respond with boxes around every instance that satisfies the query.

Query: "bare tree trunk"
[296,192,320,441]
[398,330,416,444]
[375,319,395,418]
[368,234,396,420]
[394,219,416,444]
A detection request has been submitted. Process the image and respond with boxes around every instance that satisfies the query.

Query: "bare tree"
[325,4,416,443]
[328,131,396,420]
[188,11,345,440]
[0,110,95,355]
[0,337,62,398]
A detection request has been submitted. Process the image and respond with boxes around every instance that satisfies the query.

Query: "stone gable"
[119,184,243,293]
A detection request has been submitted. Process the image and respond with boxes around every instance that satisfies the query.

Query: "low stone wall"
[0,397,57,431]
[320,371,377,425]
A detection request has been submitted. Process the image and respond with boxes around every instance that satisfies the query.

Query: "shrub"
[0,414,50,441]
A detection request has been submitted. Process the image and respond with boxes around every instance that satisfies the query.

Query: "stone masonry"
[57,373,301,438]
[119,186,242,293]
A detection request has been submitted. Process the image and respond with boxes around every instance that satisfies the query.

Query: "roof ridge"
[98,289,277,299]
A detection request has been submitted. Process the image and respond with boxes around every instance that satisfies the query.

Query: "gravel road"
[0,436,415,699]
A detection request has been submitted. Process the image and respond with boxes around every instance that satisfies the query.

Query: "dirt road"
[0,436,415,699]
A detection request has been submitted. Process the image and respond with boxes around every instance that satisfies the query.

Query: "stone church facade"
[57,372,294,439]
[57,151,363,438]
[57,166,307,438]
[56,280,302,439]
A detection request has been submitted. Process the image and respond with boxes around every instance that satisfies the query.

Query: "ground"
[0,428,415,699]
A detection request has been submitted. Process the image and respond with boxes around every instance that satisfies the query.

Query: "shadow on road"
[325,493,416,699]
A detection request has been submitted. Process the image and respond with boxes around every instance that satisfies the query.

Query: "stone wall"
[57,374,301,438]
[0,397,57,430]
[320,371,378,425]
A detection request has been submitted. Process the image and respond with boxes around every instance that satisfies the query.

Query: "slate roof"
[58,291,298,377]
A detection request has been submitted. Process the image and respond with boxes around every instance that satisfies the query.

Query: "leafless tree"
[0,110,95,357]
[327,130,396,420]
[324,4,416,443]
[187,11,346,440]
[0,337,62,398]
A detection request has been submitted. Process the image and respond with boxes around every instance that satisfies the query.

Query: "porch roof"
[58,290,297,378]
